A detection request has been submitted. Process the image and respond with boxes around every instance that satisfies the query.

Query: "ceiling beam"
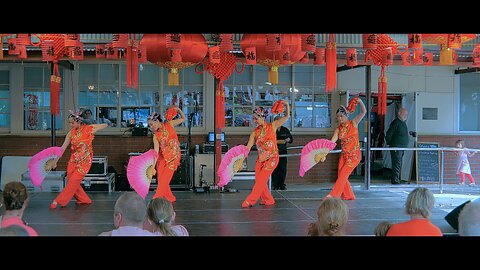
[337,64,368,72]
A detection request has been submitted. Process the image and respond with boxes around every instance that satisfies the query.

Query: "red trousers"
[328,154,359,200]
[244,160,277,206]
[459,172,475,184]
[153,159,176,202]
[54,162,91,207]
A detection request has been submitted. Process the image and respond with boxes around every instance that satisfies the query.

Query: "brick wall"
[4,134,476,185]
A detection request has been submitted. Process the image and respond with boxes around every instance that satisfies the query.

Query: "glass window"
[0,71,10,128]
[23,66,63,130]
[459,73,480,132]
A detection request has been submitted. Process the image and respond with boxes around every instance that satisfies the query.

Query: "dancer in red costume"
[50,110,108,209]
[242,100,290,208]
[147,107,185,203]
[324,97,366,201]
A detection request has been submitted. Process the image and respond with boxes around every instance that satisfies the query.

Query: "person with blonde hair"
[99,192,156,236]
[387,187,442,236]
[0,182,38,236]
[144,197,188,236]
[374,221,392,236]
[307,197,348,236]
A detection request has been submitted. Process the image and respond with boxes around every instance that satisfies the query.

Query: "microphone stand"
[187,101,196,191]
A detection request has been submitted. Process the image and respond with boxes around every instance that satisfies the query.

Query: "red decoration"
[142,34,208,86]
[301,34,316,52]
[413,48,423,64]
[266,34,282,52]
[382,47,393,66]
[106,44,119,59]
[112,34,128,48]
[164,107,178,121]
[452,50,458,65]
[18,45,27,59]
[346,48,357,67]
[165,34,182,49]
[41,40,55,62]
[473,45,480,66]
[280,47,291,65]
[271,100,285,114]
[50,63,61,116]
[347,96,359,113]
[39,34,66,62]
[64,34,80,47]
[300,52,309,63]
[126,39,139,89]
[408,34,422,49]
[209,46,221,64]
[422,34,477,65]
[244,47,257,65]
[447,34,462,49]
[401,50,411,66]
[325,34,336,92]
[8,38,19,55]
[96,44,105,58]
[378,66,387,116]
[313,47,325,65]
[423,52,433,66]
[240,34,305,84]
[137,44,147,63]
[16,34,30,46]
[219,34,234,52]
[69,43,84,60]
[362,34,378,50]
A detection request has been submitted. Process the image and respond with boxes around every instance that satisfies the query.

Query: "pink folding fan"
[28,146,63,187]
[217,145,250,187]
[127,149,157,199]
[299,139,336,177]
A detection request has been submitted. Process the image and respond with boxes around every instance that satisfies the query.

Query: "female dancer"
[50,110,108,209]
[324,97,366,201]
[147,106,186,203]
[242,100,290,208]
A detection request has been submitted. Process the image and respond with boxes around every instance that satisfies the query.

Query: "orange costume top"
[386,219,443,236]
[155,123,181,171]
[255,123,279,171]
[338,120,361,168]
[68,125,94,174]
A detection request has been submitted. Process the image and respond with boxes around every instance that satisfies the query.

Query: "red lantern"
[313,47,325,65]
[448,34,462,49]
[452,50,458,65]
[423,52,433,66]
[209,46,221,64]
[362,34,378,50]
[41,40,55,62]
[8,38,19,55]
[39,34,67,62]
[301,34,316,52]
[112,34,128,48]
[346,48,357,67]
[142,34,208,86]
[266,34,282,52]
[408,34,422,49]
[16,34,30,46]
[170,48,182,62]
[18,45,27,59]
[280,47,291,65]
[106,44,118,59]
[241,34,305,84]
[382,47,393,66]
[299,52,309,63]
[165,34,182,49]
[413,48,423,64]
[244,47,257,65]
[96,44,105,58]
[50,63,61,116]
[325,34,337,92]
[219,34,234,52]
[473,46,480,66]
[64,34,80,47]
[69,43,84,60]
[401,50,411,66]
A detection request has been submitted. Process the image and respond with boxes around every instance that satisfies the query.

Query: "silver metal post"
[440,149,444,194]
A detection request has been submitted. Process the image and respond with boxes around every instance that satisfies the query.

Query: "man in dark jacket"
[272,116,293,190]
[385,108,409,184]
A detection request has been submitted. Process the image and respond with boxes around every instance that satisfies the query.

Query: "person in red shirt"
[242,100,290,208]
[387,187,443,236]
[147,107,186,203]
[1,182,38,236]
[50,110,108,209]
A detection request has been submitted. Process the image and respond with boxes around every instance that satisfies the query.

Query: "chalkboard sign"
[416,142,440,183]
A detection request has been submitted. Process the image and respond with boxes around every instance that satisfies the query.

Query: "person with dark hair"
[242,100,290,208]
[385,108,409,184]
[147,107,186,203]
[49,110,108,209]
[82,109,95,125]
[271,115,293,190]
[0,182,38,236]
[324,97,366,201]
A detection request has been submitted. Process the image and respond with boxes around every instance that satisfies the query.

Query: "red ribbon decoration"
[50,62,61,116]
[377,66,387,116]
[126,36,139,89]
[325,34,337,93]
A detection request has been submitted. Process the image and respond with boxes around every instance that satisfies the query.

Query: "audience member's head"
[374,221,393,236]
[113,192,147,228]
[0,225,30,236]
[458,199,480,236]
[308,197,348,236]
[146,197,177,236]
[405,187,435,219]
[3,182,29,212]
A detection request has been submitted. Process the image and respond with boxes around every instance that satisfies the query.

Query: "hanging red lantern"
[447,34,462,49]
[299,52,309,63]
[142,34,208,86]
[106,44,119,59]
[244,47,257,65]
[266,34,282,52]
[112,34,129,48]
[16,34,30,46]
[96,44,105,58]
[408,34,422,49]
[69,43,84,60]
[165,34,182,49]
[64,34,80,47]
[378,66,387,116]
[50,63,61,116]
[8,38,19,55]
[41,40,55,62]
[170,48,182,62]
[126,40,139,89]
[209,46,221,64]
[301,34,316,52]
[401,50,411,66]
[413,48,423,64]
[240,34,305,84]
[325,34,337,92]
[473,45,480,66]
[18,45,27,59]
[346,48,357,67]
[422,34,477,64]
[219,34,234,52]
[362,34,378,50]
[313,47,325,65]
[280,47,291,65]
[423,52,433,66]
[39,34,66,61]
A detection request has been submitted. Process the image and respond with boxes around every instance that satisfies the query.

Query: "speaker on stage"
[170,157,192,190]
[444,200,471,232]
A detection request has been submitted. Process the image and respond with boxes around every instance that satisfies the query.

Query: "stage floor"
[3,181,480,236]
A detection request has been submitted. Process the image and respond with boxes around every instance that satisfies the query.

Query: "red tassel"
[377,66,387,116]
[325,34,337,93]
[126,43,139,89]
[50,62,61,115]
[216,79,225,129]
